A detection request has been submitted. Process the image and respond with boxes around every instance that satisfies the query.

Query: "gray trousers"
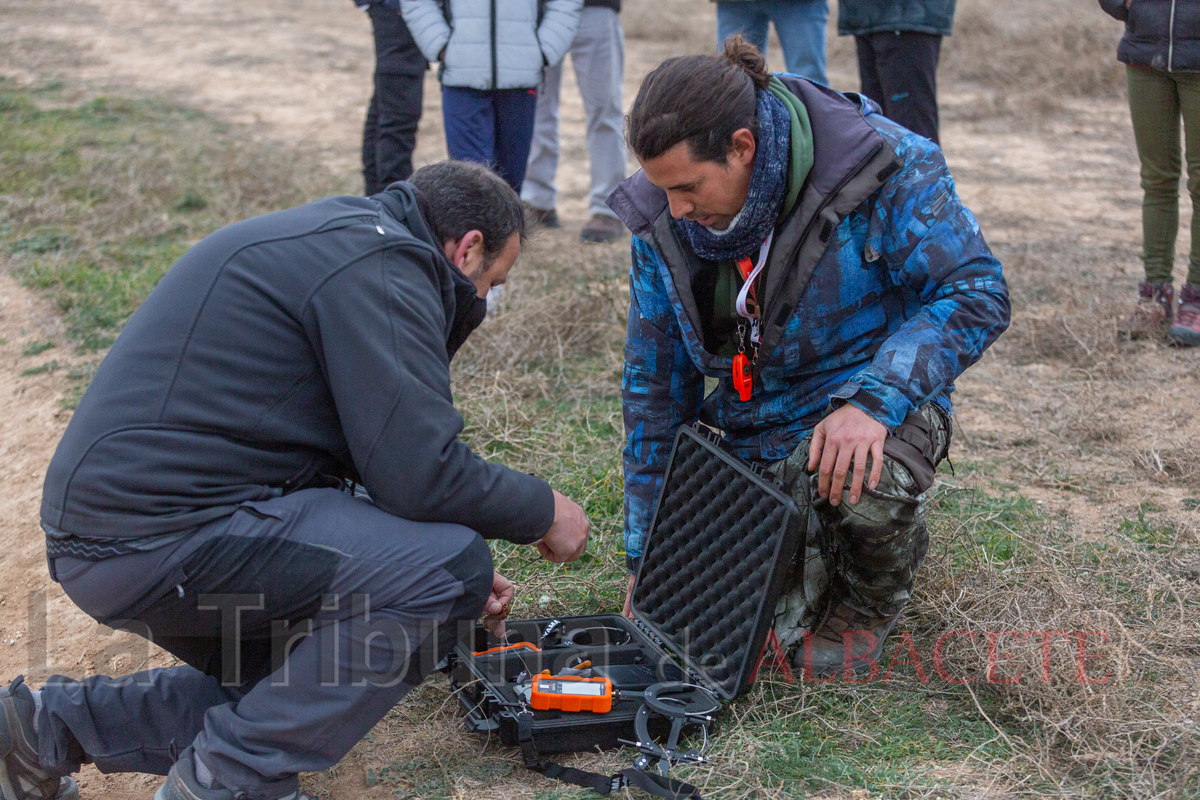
[520,6,626,219]
[38,488,493,800]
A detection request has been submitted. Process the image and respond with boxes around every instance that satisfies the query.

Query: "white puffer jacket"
[401,0,583,90]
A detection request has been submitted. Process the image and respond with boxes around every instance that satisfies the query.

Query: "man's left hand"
[481,571,515,637]
[807,404,888,506]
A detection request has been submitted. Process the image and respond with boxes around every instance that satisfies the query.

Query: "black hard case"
[448,424,802,754]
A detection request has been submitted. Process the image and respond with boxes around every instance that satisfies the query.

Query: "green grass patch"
[758,688,1010,794]
[21,359,60,376]
[931,483,1041,565]
[1116,502,1175,549]
[0,78,344,367]
[20,339,54,356]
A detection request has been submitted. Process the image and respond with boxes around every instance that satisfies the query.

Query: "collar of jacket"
[373,183,487,360]
[606,76,904,376]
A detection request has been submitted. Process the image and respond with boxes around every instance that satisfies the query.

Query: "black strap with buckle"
[509,683,712,800]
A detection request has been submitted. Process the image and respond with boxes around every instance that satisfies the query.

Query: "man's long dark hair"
[410,160,526,260]
[626,36,772,165]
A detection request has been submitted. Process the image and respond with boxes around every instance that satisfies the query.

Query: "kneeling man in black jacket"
[0,161,590,800]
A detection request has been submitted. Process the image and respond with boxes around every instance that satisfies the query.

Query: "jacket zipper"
[490,0,498,90]
[755,141,885,371]
[1169,0,1177,71]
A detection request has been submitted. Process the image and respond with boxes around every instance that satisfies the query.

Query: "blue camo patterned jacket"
[606,76,1010,567]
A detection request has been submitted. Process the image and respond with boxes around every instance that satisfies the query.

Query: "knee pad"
[444,534,493,622]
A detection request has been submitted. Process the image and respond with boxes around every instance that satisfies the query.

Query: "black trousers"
[854,31,942,145]
[362,3,428,194]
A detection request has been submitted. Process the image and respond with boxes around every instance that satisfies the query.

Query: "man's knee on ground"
[445,533,493,623]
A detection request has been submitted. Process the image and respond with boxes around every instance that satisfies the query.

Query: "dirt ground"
[1,0,1198,798]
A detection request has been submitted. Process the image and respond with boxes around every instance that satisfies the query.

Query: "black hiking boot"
[0,676,79,800]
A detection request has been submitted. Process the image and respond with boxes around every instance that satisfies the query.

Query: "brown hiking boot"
[1168,283,1200,347]
[1125,281,1174,339]
[793,599,903,680]
[579,214,626,244]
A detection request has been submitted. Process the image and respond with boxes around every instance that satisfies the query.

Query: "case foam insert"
[632,424,800,698]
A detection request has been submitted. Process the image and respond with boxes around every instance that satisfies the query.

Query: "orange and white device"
[529,675,614,713]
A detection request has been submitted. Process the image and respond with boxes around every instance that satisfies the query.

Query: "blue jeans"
[716,0,829,86]
[442,86,539,191]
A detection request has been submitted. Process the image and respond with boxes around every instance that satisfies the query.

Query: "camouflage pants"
[768,403,951,653]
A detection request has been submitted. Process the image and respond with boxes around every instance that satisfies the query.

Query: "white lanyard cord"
[735,231,774,343]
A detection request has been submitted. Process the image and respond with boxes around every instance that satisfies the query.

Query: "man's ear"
[729,128,757,168]
[443,230,486,272]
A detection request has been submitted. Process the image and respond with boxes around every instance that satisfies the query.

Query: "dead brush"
[450,240,628,406]
[914,487,1200,795]
[623,0,715,52]
[1134,444,1200,489]
[1005,303,1131,376]
[943,0,1126,109]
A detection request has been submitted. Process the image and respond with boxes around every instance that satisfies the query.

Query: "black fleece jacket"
[41,184,555,548]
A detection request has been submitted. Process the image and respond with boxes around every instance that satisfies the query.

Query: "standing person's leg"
[854,33,883,106]
[492,89,540,192]
[363,3,427,193]
[1177,71,1200,289]
[372,72,425,186]
[31,489,493,798]
[520,58,565,218]
[1128,65,1182,287]
[1125,66,1181,336]
[766,0,828,85]
[716,1,770,55]
[888,32,940,144]
[858,31,941,143]
[1170,71,1200,344]
[362,91,382,195]
[442,87,499,168]
[572,7,628,243]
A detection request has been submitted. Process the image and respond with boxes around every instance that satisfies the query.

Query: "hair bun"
[720,34,770,90]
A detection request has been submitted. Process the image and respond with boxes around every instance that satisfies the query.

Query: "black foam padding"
[632,424,801,699]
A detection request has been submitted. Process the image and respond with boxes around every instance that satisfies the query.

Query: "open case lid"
[631,423,803,701]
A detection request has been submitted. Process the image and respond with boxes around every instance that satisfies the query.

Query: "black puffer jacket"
[1100,0,1200,72]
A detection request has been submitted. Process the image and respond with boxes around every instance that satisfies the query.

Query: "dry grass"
[6,2,1200,796]
[625,0,1127,112]
[624,0,716,52]
[942,0,1126,104]
[917,483,1200,797]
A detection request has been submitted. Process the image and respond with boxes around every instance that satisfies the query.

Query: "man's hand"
[807,404,888,506]
[621,573,635,619]
[481,571,515,637]
[537,490,590,563]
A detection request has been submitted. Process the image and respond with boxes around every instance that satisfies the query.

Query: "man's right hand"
[537,490,590,563]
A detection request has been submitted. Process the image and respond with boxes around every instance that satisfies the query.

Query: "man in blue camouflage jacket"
[606,39,1009,677]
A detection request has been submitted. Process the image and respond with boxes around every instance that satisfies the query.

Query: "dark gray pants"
[39,489,492,800]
